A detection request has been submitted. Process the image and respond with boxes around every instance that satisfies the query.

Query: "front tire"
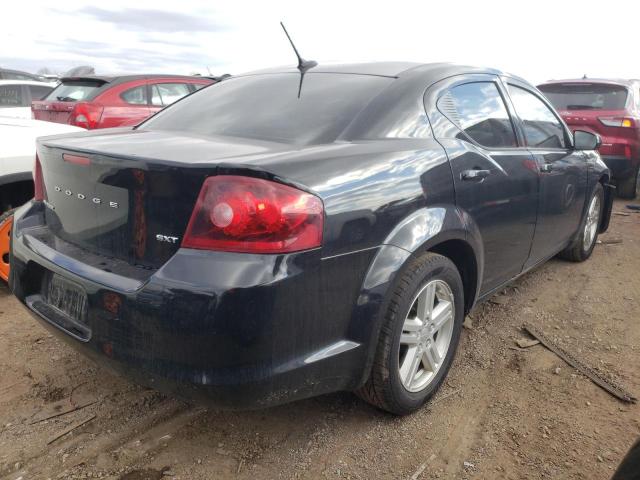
[559,183,604,262]
[356,252,464,415]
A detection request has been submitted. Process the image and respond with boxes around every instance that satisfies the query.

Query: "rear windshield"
[142,73,393,145]
[45,81,105,102]
[539,83,628,110]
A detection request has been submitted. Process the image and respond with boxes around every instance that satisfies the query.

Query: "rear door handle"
[461,169,491,181]
[540,163,553,173]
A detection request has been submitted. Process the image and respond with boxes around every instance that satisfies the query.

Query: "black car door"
[425,75,539,295]
[504,81,589,267]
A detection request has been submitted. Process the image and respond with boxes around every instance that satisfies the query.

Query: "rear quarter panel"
[262,138,456,258]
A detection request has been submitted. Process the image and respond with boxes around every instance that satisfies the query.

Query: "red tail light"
[182,175,323,253]
[598,116,636,128]
[33,155,46,201]
[69,102,104,129]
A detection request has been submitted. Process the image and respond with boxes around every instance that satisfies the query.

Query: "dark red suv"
[538,79,640,198]
[32,75,213,130]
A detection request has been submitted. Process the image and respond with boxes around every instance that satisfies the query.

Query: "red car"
[538,79,640,198]
[32,75,214,130]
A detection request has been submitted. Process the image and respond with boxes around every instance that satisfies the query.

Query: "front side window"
[151,83,191,106]
[121,85,147,105]
[0,85,24,106]
[440,82,517,149]
[508,85,567,149]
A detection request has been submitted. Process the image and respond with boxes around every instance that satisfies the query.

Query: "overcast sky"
[2,0,638,84]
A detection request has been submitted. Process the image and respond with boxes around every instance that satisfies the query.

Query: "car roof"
[241,61,520,81]
[58,74,210,84]
[539,78,640,88]
[0,79,55,87]
[243,62,423,78]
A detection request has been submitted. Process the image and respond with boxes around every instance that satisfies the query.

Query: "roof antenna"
[280,21,317,97]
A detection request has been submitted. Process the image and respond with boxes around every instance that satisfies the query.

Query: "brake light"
[69,102,104,129]
[182,175,323,253]
[598,116,636,128]
[33,155,46,201]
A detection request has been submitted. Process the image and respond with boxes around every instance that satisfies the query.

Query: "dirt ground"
[0,199,638,480]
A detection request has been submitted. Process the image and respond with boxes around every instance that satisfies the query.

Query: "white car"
[0,80,56,119]
[0,117,84,213]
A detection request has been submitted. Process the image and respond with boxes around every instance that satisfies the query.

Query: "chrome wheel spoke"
[422,342,440,372]
[431,300,453,332]
[403,317,423,332]
[400,346,422,387]
[400,332,420,345]
[416,282,436,322]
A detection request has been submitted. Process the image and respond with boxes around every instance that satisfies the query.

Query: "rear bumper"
[601,155,639,180]
[9,202,379,409]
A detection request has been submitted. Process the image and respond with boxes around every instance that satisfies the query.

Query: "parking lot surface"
[0,200,638,480]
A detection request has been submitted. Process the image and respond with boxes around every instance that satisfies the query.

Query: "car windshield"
[142,73,393,145]
[539,83,629,110]
[45,81,105,102]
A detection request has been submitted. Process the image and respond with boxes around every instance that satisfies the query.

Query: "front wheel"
[559,183,604,262]
[356,252,464,415]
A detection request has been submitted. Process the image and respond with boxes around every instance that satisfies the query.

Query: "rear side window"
[45,81,104,102]
[508,85,567,149]
[0,84,24,106]
[121,85,147,105]
[538,83,628,111]
[440,82,517,148]
[28,85,53,101]
[151,83,191,106]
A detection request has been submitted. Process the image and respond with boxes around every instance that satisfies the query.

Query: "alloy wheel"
[398,279,455,393]
[583,194,600,251]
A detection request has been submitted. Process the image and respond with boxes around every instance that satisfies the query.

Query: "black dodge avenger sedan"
[9,62,612,415]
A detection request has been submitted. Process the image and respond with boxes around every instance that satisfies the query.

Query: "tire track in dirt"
[1,200,639,480]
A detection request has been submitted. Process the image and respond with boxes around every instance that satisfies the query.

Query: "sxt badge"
[156,234,179,244]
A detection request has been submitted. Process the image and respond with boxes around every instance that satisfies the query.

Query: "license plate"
[46,274,88,323]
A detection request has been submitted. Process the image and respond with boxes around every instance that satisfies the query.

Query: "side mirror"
[574,130,601,151]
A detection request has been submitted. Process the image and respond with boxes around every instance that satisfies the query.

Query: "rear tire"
[617,166,639,199]
[356,252,464,415]
[559,183,604,262]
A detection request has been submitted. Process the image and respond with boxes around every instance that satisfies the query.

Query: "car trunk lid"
[35,130,294,270]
